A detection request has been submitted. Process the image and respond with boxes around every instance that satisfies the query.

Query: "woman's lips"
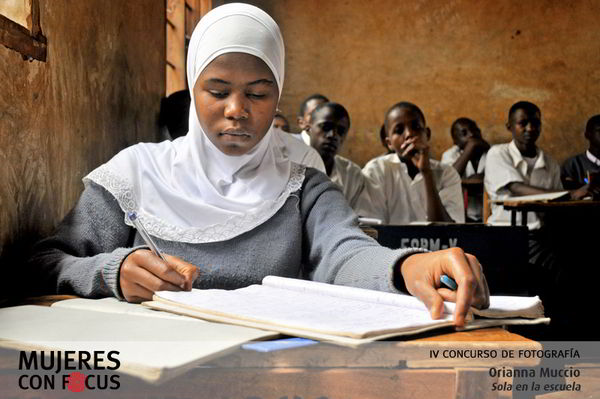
[220,129,251,138]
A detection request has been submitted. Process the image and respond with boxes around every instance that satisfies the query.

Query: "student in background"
[561,114,600,197]
[485,102,597,339]
[297,93,329,146]
[273,111,291,132]
[362,102,465,224]
[441,118,490,222]
[306,102,366,212]
[484,101,589,229]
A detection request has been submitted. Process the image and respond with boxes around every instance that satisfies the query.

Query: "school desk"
[0,295,559,399]
[461,176,484,219]
[499,199,600,227]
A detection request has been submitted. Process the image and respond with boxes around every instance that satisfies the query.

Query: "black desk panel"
[373,224,529,295]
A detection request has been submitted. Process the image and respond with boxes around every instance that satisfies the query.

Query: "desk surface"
[500,199,600,211]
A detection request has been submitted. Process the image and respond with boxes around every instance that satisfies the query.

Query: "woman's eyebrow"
[247,79,274,86]
[206,78,230,85]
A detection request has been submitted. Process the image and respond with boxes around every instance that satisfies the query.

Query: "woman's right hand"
[119,249,199,302]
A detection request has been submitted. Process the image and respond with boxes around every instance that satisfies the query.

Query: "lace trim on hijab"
[84,163,306,244]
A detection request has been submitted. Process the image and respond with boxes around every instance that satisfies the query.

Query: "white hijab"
[84,3,304,243]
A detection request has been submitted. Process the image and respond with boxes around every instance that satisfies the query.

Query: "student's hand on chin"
[119,249,199,303]
[398,248,490,327]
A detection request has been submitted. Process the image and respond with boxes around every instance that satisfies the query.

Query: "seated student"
[561,114,600,197]
[485,101,590,228]
[306,102,366,212]
[273,111,290,132]
[485,102,597,338]
[29,3,488,326]
[441,118,490,222]
[297,93,329,146]
[362,102,465,224]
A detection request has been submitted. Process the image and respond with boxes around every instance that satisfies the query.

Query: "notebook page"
[261,276,454,315]
[156,285,453,338]
[472,296,544,318]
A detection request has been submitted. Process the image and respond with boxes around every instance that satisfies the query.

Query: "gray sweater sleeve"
[30,182,141,299]
[300,168,427,293]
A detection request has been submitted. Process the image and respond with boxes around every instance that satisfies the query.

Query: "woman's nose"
[224,93,249,120]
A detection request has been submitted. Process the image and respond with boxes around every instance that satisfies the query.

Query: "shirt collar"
[586,150,600,167]
[508,140,546,169]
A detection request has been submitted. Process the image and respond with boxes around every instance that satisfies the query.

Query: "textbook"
[0,300,277,383]
[147,276,549,345]
[495,191,570,203]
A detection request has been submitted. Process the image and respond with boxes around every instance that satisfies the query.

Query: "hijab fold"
[84,3,304,244]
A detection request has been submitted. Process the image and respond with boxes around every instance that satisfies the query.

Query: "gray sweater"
[31,168,424,299]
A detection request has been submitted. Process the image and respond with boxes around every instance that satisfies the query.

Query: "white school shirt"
[300,130,311,146]
[441,145,487,220]
[329,155,367,213]
[484,141,562,229]
[361,153,465,224]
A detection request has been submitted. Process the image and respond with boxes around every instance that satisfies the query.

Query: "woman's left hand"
[398,248,490,327]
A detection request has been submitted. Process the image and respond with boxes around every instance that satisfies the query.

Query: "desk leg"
[454,368,499,399]
[520,211,528,227]
[511,211,517,226]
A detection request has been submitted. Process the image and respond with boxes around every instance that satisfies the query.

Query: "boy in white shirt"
[306,102,366,212]
[485,101,598,338]
[441,118,490,221]
[483,101,588,229]
[362,102,464,224]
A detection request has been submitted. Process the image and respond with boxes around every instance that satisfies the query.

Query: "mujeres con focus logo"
[18,350,121,392]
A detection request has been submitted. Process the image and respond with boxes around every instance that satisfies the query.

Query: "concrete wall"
[231,0,600,166]
[0,1,165,295]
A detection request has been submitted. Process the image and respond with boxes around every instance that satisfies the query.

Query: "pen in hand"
[440,274,457,291]
[127,211,167,262]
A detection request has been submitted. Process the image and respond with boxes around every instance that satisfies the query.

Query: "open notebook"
[0,299,277,384]
[146,276,549,345]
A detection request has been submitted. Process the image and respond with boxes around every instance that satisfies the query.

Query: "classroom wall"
[0,1,165,297]
[229,0,600,167]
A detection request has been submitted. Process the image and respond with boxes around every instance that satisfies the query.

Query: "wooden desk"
[461,177,484,221]
[499,199,600,226]
[0,325,543,399]
[0,296,552,399]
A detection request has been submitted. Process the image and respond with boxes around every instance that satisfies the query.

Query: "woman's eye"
[247,93,266,99]
[209,91,228,98]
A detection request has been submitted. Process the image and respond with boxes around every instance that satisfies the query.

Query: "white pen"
[127,211,168,262]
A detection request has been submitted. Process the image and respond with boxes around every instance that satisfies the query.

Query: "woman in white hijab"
[33,3,488,326]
